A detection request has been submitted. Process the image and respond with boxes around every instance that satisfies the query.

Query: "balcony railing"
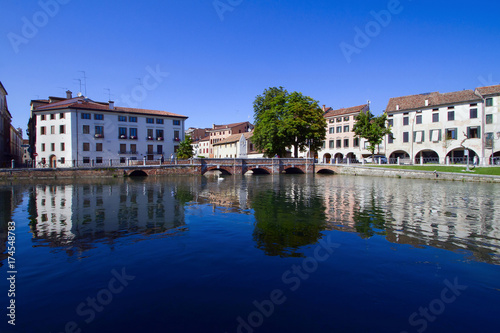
[119,135,127,139]
[146,136,154,141]
[156,137,164,141]
[129,136,138,140]
[94,134,104,139]
[173,137,180,142]
[118,151,138,154]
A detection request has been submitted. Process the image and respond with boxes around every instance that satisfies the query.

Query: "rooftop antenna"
[79,71,87,96]
[74,79,82,94]
[104,88,112,101]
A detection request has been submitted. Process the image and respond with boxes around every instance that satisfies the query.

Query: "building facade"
[22,139,32,167]
[318,104,378,163]
[212,132,255,158]
[32,92,188,168]
[0,81,12,167]
[208,122,254,157]
[385,85,500,165]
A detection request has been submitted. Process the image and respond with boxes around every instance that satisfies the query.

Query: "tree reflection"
[352,190,387,239]
[252,188,327,257]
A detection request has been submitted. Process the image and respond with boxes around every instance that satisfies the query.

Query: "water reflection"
[1,175,500,265]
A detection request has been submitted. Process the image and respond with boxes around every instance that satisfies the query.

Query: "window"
[120,157,126,164]
[119,116,127,122]
[59,125,65,134]
[344,139,349,148]
[50,143,54,151]
[344,116,349,121]
[96,157,103,164]
[120,144,126,154]
[83,142,90,151]
[60,113,65,119]
[470,108,478,119]
[448,111,455,121]
[129,116,137,122]
[51,126,55,134]
[467,126,480,139]
[147,129,154,139]
[413,131,424,143]
[486,114,493,124]
[336,139,342,148]
[388,134,394,144]
[329,127,335,134]
[156,129,164,140]
[429,129,441,142]
[61,142,65,151]
[174,146,179,153]
[83,157,90,164]
[94,114,104,120]
[41,143,45,152]
[129,128,138,139]
[432,113,439,123]
[336,118,341,123]
[174,130,180,141]
[119,127,127,139]
[156,118,163,124]
[173,120,180,126]
[41,127,46,135]
[387,119,393,127]
[50,114,55,120]
[96,143,103,152]
[146,118,154,124]
[130,144,137,153]
[60,157,65,164]
[403,117,409,126]
[344,125,349,132]
[446,128,457,140]
[157,145,163,154]
[486,133,494,148]
[448,106,454,110]
[41,115,46,121]
[403,132,409,143]
[486,98,493,107]
[148,145,154,154]
[83,125,90,134]
[336,126,342,133]
[95,126,104,137]
[82,113,91,119]
[416,115,422,124]
[353,138,359,147]
[329,140,334,149]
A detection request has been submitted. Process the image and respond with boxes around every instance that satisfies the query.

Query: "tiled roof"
[324,104,369,118]
[210,121,252,131]
[213,132,253,146]
[386,90,480,113]
[34,97,187,118]
[476,84,500,96]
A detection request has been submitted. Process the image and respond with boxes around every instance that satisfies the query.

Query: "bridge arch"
[129,170,148,177]
[203,167,233,176]
[317,168,335,175]
[245,167,271,175]
[283,167,305,174]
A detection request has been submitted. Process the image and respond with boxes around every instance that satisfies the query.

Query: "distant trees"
[176,135,193,159]
[352,110,392,158]
[252,87,327,158]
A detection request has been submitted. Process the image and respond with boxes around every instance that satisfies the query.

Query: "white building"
[385,85,500,165]
[192,136,210,157]
[32,92,188,167]
[213,132,261,158]
[318,104,379,163]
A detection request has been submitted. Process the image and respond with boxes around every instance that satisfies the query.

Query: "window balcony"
[119,135,127,139]
[173,137,180,142]
[118,151,138,155]
[129,136,138,140]
[94,134,105,139]
[156,137,164,141]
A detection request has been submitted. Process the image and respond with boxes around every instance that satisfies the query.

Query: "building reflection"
[0,186,24,267]
[28,179,188,256]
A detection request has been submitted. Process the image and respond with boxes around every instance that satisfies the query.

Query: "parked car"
[364,155,388,164]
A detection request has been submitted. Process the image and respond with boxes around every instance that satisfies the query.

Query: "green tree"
[176,135,194,159]
[352,110,392,158]
[252,87,327,158]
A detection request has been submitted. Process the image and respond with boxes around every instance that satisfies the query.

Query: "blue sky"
[1,0,499,131]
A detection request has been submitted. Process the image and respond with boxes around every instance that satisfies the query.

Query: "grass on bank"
[365,165,500,176]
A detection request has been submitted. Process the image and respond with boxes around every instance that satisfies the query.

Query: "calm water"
[0,175,499,333]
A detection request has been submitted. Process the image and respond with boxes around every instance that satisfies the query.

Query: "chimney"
[109,101,114,110]
[66,90,72,99]
[322,105,326,111]
[425,99,429,106]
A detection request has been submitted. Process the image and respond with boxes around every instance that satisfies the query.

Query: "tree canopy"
[252,87,327,158]
[352,110,392,157]
[176,135,194,159]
